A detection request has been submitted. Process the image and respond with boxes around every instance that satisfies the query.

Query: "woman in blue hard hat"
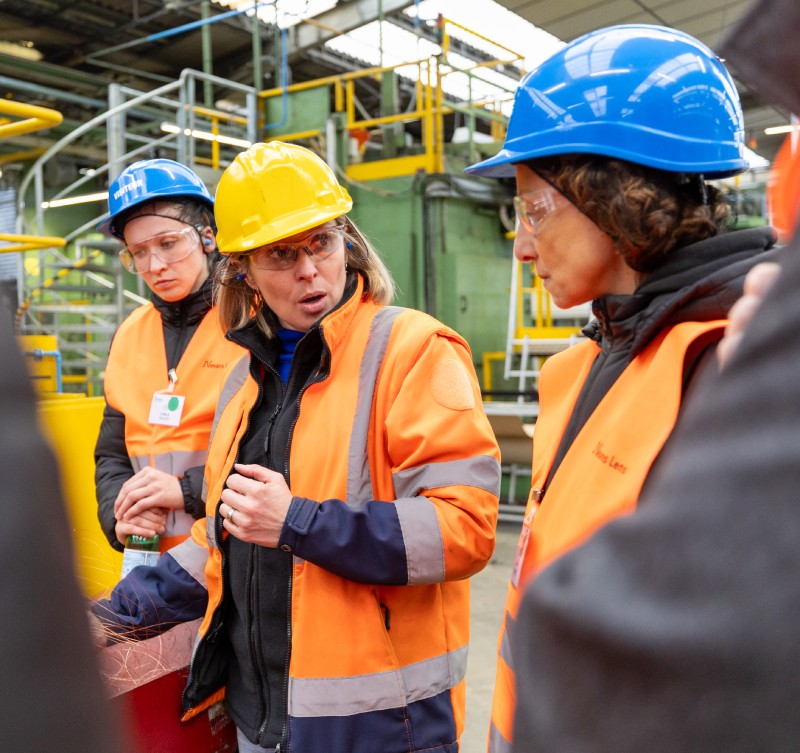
[465,24,780,753]
[94,159,243,558]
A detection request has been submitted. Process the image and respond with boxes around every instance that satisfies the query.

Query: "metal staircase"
[13,70,259,393]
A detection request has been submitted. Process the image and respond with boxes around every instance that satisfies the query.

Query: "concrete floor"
[460,521,521,753]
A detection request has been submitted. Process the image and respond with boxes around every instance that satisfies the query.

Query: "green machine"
[262,63,519,393]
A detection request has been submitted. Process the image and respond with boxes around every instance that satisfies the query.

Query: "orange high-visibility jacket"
[488,320,725,753]
[177,283,501,752]
[103,303,244,550]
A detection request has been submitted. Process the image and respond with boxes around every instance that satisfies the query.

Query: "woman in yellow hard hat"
[92,141,501,753]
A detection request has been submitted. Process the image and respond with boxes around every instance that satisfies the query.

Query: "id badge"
[148,392,185,426]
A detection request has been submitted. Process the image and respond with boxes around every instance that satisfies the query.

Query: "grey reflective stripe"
[209,354,251,447]
[201,355,250,550]
[395,496,445,584]
[130,449,208,475]
[168,537,209,588]
[499,612,514,668]
[206,515,218,550]
[163,509,195,539]
[488,720,513,753]
[289,644,467,718]
[346,306,403,506]
[393,455,502,498]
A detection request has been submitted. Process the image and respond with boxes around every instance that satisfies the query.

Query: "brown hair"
[214,216,395,337]
[529,155,732,273]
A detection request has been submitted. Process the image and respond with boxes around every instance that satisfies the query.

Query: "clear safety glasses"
[119,225,202,274]
[248,227,345,271]
[513,187,561,236]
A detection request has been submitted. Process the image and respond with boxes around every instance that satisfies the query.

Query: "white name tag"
[148,392,185,426]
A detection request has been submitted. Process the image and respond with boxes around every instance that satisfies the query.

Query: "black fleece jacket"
[95,277,215,551]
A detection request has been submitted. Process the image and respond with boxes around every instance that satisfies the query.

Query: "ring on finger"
[228,507,236,524]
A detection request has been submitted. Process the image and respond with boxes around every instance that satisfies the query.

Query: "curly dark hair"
[528,155,733,273]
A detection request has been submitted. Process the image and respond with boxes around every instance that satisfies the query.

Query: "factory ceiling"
[0,0,787,167]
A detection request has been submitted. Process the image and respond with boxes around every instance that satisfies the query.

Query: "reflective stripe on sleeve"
[168,537,209,587]
[395,496,445,584]
[289,644,467,718]
[393,455,501,498]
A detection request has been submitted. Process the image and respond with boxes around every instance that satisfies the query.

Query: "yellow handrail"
[0,234,67,254]
[0,98,63,139]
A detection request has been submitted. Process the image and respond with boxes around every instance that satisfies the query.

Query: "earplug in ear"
[236,273,246,281]
[345,241,353,250]
[203,237,213,247]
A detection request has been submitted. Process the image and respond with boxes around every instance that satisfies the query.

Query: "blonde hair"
[214,216,395,337]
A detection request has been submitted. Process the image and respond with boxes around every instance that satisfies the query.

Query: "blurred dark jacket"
[0,314,126,752]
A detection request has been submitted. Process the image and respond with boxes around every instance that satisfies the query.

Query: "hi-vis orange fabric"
[182,280,501,752]
[488,320,725,753]
[103,304,244,550]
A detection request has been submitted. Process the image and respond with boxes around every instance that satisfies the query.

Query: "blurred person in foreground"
[507,1,800,751]
[92,141,501,753]
[465,23,780,752]
[0,316,126,751]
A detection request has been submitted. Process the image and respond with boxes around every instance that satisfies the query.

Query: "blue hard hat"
[467,24,749,179]
[97,158,214,239]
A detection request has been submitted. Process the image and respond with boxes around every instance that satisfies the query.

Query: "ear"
[201,230,215,252]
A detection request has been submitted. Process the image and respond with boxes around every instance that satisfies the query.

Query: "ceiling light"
[160,122,251,148]
[42,191,108,209]
[0,41,43,62]
[764,124,797,136]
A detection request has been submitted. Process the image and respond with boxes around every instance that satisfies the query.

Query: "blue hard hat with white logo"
[466,24,749,179]
[97,158,214,239]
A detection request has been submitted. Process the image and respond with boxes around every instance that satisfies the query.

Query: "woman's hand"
[114,466,183,521]
[114,507,167,546]
[718,262,782,368]
[219,463,293,548]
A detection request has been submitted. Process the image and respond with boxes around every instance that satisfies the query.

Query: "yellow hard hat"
[215,141,353,254]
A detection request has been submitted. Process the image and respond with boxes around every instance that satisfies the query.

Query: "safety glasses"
[513,187,561,236]
[119,225,202,273]
[248,226,345,271]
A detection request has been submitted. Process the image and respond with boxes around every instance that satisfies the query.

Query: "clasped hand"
[219,463,293,548]
[114,466,182,545]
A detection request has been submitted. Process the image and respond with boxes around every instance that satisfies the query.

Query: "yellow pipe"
[0,148,45,164]
[0,234,67,254]
[0,98,62,139]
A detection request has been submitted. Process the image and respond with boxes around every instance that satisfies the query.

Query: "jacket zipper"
[275,335,331,751]
[183,353,262,712]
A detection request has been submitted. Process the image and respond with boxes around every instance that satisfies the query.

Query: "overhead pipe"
[86,3,265,62]
[261,24,289,135]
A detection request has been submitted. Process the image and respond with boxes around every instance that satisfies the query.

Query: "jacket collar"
[585,226,777,356]
[151,276,213,328]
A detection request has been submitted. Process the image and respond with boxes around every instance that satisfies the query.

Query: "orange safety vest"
[177,280,501,752]
[103,304,244,551]
[488,320,725,753]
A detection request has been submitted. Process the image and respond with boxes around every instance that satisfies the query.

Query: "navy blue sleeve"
[279,496,408,585]
[90,551,207,643]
